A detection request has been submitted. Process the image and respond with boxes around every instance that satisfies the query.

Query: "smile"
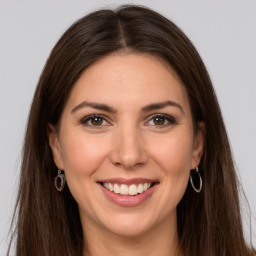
[102,182,152,196]
[98,178,158,207]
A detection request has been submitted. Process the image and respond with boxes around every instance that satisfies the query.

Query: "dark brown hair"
[8,5,255,256]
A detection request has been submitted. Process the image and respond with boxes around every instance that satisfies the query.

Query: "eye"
[81,115,109,127]
[145,114,176,127]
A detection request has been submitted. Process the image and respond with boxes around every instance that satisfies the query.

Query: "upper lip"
[97,178,158,185]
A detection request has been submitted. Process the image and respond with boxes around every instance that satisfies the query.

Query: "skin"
[49,53,204,256]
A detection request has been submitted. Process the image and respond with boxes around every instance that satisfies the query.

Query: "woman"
[8,5,255,256]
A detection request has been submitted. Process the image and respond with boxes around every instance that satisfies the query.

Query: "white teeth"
[114,184,120,193]
[129,184,137,195]
[120,184,129,195]
[137,184,144,193]
[102,182,153,195]
[109,183,114,191]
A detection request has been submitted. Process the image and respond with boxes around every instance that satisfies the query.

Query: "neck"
[82,212,181,256]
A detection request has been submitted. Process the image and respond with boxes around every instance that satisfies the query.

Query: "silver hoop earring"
[190,167,202,193]
[54,170,66,191]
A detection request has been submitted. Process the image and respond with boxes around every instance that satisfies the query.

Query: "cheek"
[150,132,194,175]
[141,132,194,219]
[59,130,109,177]
[59,131,110,210]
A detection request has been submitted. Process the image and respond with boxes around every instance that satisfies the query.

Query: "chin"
[98,210,167,238]
[107,221,153,238]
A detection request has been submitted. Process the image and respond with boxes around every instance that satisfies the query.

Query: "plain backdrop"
[0,0,255,254]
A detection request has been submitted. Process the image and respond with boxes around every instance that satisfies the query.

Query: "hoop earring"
[190,167,202,193]
[54,170,66,191]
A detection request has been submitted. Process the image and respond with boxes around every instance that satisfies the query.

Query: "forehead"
[66,53,190,112]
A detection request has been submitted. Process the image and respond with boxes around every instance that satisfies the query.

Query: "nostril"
[108,140,149,169]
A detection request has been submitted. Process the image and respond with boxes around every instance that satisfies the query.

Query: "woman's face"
[49,53,204,238]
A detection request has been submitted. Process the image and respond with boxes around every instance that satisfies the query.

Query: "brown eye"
[153,116,165,125]
[145,114,177,128]
[81,115,109,127]
[91,117,103,126]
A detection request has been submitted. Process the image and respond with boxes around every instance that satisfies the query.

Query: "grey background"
[0,0,255,253]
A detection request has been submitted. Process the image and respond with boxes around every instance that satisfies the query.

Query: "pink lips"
[98,177,157,185]
[98,178,159,207]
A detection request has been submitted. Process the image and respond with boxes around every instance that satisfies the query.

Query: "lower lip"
[99,184,158,207]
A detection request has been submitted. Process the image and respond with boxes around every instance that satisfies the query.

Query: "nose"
[109,126,148,170]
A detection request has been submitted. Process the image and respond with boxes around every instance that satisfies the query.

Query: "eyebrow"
[141,100,184,114]
[71,100,184,114]
[71,101,117,114]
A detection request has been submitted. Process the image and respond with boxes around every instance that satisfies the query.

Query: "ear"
[191,122,205,169]
[47,123,64,170]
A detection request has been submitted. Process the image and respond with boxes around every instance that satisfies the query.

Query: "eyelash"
[80,114,177,128]
[145,114,177,128]
[80,114,110,127]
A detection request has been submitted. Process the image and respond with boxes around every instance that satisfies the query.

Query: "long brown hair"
[8,5,255,256]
